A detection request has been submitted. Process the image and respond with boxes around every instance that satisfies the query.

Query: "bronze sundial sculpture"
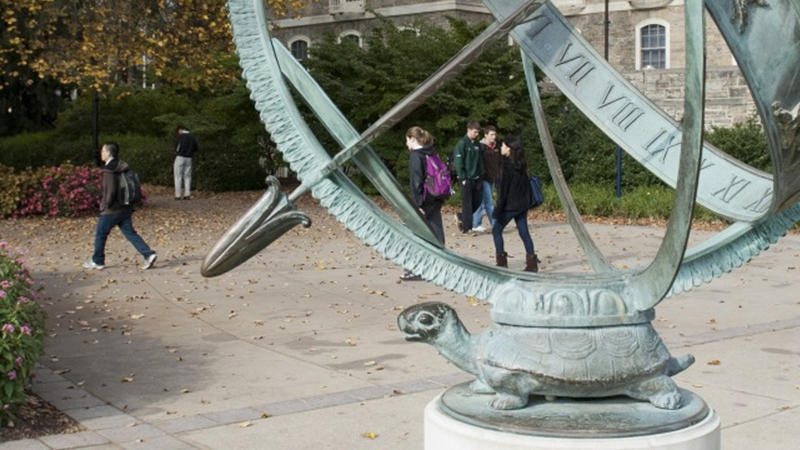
[202,0,800,441]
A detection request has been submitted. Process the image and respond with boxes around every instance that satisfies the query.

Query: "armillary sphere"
[201,0,800,417]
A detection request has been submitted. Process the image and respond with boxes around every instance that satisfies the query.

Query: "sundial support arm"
[520,51,616,274]
[627,0,705,311]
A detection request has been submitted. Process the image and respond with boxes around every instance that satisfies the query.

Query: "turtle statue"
[399,302,695,410]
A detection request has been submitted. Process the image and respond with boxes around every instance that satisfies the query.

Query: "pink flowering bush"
[0,242,45,424]
[0,163,147,218]
[10,164,104,218]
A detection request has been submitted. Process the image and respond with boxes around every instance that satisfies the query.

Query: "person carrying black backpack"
[83,142,157,271]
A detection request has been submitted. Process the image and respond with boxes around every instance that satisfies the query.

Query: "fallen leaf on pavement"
[360,432,378,439]
[707,359,721,365]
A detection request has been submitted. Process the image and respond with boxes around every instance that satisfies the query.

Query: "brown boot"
[496,252,508,268]
[525,253,539,273]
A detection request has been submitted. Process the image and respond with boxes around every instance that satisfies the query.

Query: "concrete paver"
[1,191,798,448]
[94,423,164,443]
[0,439,50,450]
[150,415,216,435]
[38,431,110,449]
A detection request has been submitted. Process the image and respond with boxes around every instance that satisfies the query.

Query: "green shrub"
[0,243,45,424]
[0,131,92,169]
[101,134,173,186]
[53,87,192,139]
[705,119,770,171]
[619,185,675,219]
[540,182,725,222]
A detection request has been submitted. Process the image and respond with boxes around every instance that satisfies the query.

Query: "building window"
[338,31,362,47]
[329,0,364,14]
[289,37,310,61]
[397,26,420,37]
[636,21,669,70]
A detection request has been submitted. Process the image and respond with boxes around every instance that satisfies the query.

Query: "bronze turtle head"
[397,302,457,343]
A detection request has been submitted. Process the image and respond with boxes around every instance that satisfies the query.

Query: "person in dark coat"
[452,121,484,233]
[83,142,157,270]
[491,135,539,272]
[401,126,445,281]
[174,124,199,200]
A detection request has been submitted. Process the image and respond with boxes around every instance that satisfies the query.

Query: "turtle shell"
[477,323,671,384]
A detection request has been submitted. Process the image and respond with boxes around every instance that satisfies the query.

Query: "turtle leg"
[626,375,683,409]
[482,366,538,410]
[491,392,529,410]
[469,378,495,394]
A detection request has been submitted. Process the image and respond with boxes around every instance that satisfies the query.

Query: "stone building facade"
[268,0,757,128]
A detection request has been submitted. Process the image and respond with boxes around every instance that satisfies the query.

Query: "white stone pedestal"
[425,395,721,450]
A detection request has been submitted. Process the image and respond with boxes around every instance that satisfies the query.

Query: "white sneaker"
[471,225,487,233]
[142,253,157,270]
[82,260,105,270]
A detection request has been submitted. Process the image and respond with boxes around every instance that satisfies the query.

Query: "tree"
[304,17,532,184]
[0,0,309,150]
[1,0,309,91]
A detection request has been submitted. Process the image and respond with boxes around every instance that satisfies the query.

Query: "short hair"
[484,125,497,133]
[176,124,187,133]
[103,142,120,158]
[466,121,481,131]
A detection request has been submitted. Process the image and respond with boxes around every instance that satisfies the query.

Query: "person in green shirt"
[452,121,484,233]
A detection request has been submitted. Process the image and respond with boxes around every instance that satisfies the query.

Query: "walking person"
[401,126,446,281]
[491,135,539,272]
[174,124,198,200]
[471,125,502,232]
[83,142,157,270]
[452,121,484,233]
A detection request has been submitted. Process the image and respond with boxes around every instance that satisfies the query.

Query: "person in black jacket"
[491,135,539,272]
[402,126,445,281]
[174,124,198,200]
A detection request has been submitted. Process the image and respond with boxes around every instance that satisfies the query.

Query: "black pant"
[421,199,445,245]
[460,179,483,232]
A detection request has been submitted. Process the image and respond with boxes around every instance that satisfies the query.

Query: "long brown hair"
[406,126,434,146]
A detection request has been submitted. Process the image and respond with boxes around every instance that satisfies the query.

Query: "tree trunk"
[92,89,101,166]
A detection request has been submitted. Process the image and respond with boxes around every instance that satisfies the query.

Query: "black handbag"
[529,175,544,209]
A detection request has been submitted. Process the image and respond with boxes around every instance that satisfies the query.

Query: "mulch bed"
[0,392,83,442]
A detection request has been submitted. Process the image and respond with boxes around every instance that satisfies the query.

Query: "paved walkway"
[0,190,798,449]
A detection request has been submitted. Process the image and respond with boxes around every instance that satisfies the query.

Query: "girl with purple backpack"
[402,126,447,281]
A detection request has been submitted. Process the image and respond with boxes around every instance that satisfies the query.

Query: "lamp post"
[605,0,623,199]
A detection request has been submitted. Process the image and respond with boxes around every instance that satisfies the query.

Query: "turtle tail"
[666,354,695,376]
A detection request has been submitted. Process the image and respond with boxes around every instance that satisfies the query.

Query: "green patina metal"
[205,0,800,423]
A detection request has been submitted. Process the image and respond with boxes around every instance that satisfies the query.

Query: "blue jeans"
[492,210,534,255]
[92,211,154,265]
[472,180,495,228]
